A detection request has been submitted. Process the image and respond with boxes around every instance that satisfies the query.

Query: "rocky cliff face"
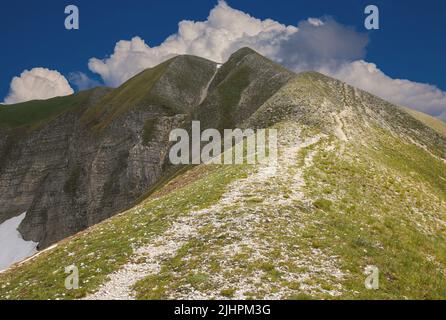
[0,55,218,248]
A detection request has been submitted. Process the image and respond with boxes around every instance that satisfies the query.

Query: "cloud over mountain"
[89,2,368,86]
[4,68,73,104]
[88,1,298,87]
[68,72,101,91]
[2,1,444,119]
[87,0,445,120]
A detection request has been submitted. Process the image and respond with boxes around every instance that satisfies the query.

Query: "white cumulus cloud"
[83,0,445,120]
[88,2,368,87]
[88,0,298,87]
[68,71,101,91]
[4,68,74,104]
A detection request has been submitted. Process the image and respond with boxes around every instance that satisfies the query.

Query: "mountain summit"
[1,48,446,299]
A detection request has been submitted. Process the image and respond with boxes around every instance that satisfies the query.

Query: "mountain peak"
[230,46,259,58]
[1,47,446,299]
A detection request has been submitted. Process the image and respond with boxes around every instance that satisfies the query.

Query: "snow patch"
[0,213,38,271]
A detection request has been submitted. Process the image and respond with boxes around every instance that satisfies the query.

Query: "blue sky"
[0,0,445,118]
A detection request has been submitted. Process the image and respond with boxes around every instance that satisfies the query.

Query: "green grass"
[0,90,92,131]
[301,132,446,299]
[142,119,157,146]
[215,65,251,129]
[313,198,333,211]
[0,164,249,300]
[401,107,446,137]
[220,288,236,298]
[82,60,173,131]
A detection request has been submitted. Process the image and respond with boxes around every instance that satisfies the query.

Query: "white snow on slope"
[0,213,38,271]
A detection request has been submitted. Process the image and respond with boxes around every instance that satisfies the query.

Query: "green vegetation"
[129,122,446,300]
[0,164,249,299]
[82,60,173,131]
[215,65,251,128]
[401,106,446,137]
[81,55,217,132]
[0,90,92,131]
[208,47,256,92]
[301,130,446,299]
[313,198,333,211]
[220,288,236,298]
[63,166,82,195]
[142,119,157,146]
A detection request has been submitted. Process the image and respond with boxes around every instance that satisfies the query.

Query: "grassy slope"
[131,127,446,300]
[0,90,93,132]
[401,107,446,137]
[213,65,251,128]
[196,47,294,130]
[1,120,445,299]
[303,130,446,299]
[0,164,249,299]
[82,55,217,131]
[81,60,172,131]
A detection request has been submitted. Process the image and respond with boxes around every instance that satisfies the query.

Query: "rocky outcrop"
[0,55,218,248]
[1,102,182,248]
[194,47,295,130]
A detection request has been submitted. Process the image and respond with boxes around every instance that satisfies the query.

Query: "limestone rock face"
[0,55,217,248]
[194,47,295,130]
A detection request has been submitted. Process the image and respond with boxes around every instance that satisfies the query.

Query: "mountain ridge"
[0,48,446,299]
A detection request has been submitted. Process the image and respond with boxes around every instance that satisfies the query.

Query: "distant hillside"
[0,87,110,131]
[401,106,446,137]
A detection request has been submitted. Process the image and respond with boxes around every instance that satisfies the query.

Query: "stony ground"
[84,123,346,300]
